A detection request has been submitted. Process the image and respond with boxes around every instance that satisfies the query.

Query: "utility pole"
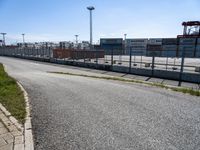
[1,33,7,46]
[87,6,95,50]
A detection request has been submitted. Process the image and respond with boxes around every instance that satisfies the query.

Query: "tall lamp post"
[87,6,95,50]
[75,35,79,44]
[22,34,25,46]
[124,33,127,54]
[1,33,7,46]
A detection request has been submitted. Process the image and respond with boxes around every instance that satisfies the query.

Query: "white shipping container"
[179,38,196,45]
[162,45,177,51]
[148,38,162,45]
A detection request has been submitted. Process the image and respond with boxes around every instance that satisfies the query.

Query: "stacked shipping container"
[100,38,124,55]
[146,38,162,57]
[125,39,148,56]
[53,49,104,59]
[196,38,200,57]
[178,38,196,58]
[101,37,200,58]
[161,38,177,57]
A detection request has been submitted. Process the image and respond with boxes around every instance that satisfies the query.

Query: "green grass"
[0,64,26,124]
[49,71,200,97]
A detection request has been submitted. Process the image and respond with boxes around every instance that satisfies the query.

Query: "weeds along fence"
[0,47,200,84]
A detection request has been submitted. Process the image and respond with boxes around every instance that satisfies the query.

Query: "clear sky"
[0,0,199,44]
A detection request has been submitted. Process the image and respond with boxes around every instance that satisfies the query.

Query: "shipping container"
[195,52,200,58]
[104,49,124,55]
[161,51,176,57]
[131,50,146,56]
[198,38,200,45]
[148,38,162,45]
[196,45,200,52]
[162,45,177,51]
[179,38,196,45]
[126,39,148,45]
[131,45,147,49]
[162,38,177,45]
[146,50,161,57]
[179,45,195,51]
[147,44,162,51]
[100,38,123,45]
[178,51,195,58]
[53,49,104,59]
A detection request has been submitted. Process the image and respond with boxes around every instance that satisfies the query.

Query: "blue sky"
[0,0,199,44]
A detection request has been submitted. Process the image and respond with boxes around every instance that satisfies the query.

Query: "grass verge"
[48,71,200,97]
[0,64,26,124]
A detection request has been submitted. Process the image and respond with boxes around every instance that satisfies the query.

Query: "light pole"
[87,6,95,50]
[124,33,127,54]
[22,34,25,45]
[1,33,7,46]
[75,35,78,44]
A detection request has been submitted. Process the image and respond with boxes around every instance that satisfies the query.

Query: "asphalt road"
[0,57,200,150]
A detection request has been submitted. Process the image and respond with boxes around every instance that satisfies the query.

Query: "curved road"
[0,57,200,150]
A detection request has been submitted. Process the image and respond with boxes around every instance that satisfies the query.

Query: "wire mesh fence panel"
[0,47,200,77]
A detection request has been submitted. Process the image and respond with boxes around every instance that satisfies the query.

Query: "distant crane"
[0,33,6,46]
[178,21,200,38]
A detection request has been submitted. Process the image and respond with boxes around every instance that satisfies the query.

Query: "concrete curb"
[0,82,34,150]
[17,82,34,150]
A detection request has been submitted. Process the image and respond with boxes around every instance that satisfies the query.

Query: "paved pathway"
[0,109,24,150]
[1,57,200,150]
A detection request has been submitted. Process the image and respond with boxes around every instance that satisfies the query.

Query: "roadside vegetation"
[0,64,26,123]
[49,71,200,97]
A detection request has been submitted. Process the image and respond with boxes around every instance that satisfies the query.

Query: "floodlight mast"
[75,35,79,44]
[87,6,95,50]
[22,33,25,44]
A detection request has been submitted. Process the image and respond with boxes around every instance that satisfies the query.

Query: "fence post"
[178,48,185,86]
[129,49,132,73]
[96,50,98,65]
[151,56,155,76]
[166,57,168,70]
[111,48,114,70]
[84,51,86,63]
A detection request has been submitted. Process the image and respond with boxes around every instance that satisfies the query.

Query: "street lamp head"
[1,33,6,35]
[87,6,95,10]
